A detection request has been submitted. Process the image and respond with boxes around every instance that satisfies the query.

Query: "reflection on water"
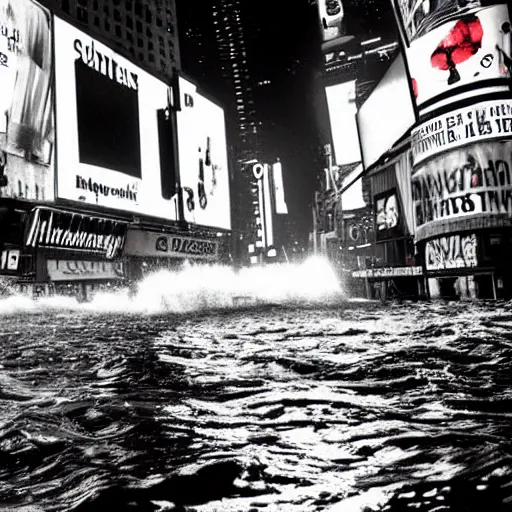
[0,258,511,511]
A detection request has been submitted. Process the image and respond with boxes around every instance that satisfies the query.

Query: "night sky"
[177,0,399,241]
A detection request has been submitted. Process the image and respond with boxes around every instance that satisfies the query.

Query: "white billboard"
[395,4,511,112]
[53,17,178,219]
[177,77,231,231]
[0,0,54,201]
[412,98,512,166]
[357,53,416,170]
[325,80,361,167]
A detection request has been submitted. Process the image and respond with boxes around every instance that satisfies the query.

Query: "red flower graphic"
[431,15,484,85]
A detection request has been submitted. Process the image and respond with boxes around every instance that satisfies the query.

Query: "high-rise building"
[176,0,260,163]
[39,0,180,81]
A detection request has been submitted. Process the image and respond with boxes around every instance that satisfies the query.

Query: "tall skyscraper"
[176,0,260,163]
[39,0,180,81]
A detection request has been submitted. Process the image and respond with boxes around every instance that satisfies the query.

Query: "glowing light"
[0,257,344,315]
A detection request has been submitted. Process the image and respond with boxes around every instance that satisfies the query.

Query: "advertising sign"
[317,0,345,42]
[394,0,483,44]
[375,190,401,241]
[177,77,231,231]
[412,140,512,240]
[272,162,288,215]
[0,0,54,201]
[394,4,511,111]
[425,233,478,271]
[124,230,219,260]
[412,98,512,165]
[353,266,423,278]
[0,249,20,272]
[325,81,361,167]
[53,17,178,219]
[25,207,127,259]
[47,260,124,281]
[357,53,416,170]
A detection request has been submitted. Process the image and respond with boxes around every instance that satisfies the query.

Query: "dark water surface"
[1,298,512,511]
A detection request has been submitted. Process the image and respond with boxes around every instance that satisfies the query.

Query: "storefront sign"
[25,207,126,259]
[412,99,512,165]
[47,260,124,281]
[412,141,512,239]
[352,266,423,279]
[425,234,477,271]
[124,230,218,260]
[0,249,20,271]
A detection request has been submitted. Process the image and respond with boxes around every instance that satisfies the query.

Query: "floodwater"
[0,258,512,511]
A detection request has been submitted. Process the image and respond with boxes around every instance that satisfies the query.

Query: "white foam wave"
[0,256,344,315]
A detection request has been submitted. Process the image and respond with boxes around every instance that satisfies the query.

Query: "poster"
[53,17,178,220]
[375,190,401,240]
[425,233,478,270]
[396,4,511,111]
[412,98,512,165]
[394,0,483,44]
[0,0,54,200]
[412,140,512,239]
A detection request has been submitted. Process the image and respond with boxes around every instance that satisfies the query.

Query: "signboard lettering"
[412,99,512,165]
[47,260,124,281]
[412,141,512,235]
[155,235,218,258]
[426,234,477,271]
[25,208,126,259]
[74,39,138,90]
[352,266,423,279]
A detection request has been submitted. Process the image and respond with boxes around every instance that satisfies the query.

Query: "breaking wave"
[0,256,344,315]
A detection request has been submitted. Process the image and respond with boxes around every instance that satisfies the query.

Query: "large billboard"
[0,0,54,201]
[177,77,231,231]
[392,3,511,113]
[325,80,361,167]
[412,98,512,166]
[53,17,178,220]
[357,53,416,170]
[412,140,512,241]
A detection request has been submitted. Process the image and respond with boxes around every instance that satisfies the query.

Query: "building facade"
[39,0,180,81]
[0,0,232,300]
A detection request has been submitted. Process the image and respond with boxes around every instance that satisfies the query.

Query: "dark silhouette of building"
[39,0,180,81]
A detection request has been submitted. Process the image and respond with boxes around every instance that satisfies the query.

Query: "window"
[114,9,121,21]
[126,16,133,28]
[115,25,122,37]
[136,20,142,32]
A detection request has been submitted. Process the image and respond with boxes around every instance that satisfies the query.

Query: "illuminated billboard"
[325,80,361,167]
[53,17,178,220]
[375,190,401,241]
[357,53,416,170]
[0,0,54,201]
[412,98,512,166]
[412,140,512,241]
[392,3,511,113]
[177,77,231,231]
[317,0,345,42]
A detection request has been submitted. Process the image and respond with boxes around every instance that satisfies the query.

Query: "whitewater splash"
[0,256,344,315]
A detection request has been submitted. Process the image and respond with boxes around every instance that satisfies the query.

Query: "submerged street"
[0,263,512,511]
